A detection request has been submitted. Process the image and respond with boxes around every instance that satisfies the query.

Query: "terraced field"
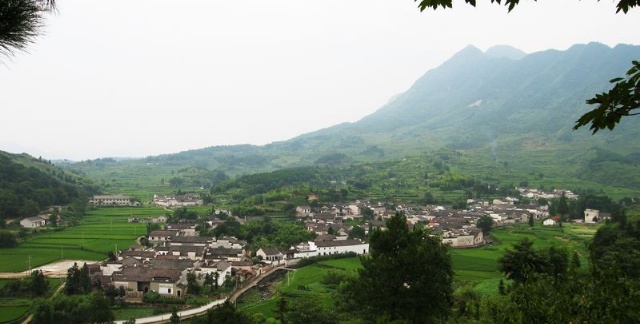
[0,207,166,272]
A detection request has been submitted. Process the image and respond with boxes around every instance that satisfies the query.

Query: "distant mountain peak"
[485,45,526,60]
[453,44,484,58]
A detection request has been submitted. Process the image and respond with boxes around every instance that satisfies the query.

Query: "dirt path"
[0,260,97,279]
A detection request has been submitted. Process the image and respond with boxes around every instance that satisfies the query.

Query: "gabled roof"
[315,239,367,248]
[259,247,282,256]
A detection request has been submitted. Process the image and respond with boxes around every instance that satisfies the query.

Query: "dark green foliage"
[285,297,337,324]
[65,262,92,295]
[348,225,366,240]
[30,269,48,296]
[0,0,47,58]
[89,293,115,324]
[578,60,640,132]
[343,213,453,323]
[0,152,95,221]
[31,293,115,324]
[497,238,548,284]
[170,308,180,324]
[189,300,251,324]
[0,270,48,297]
[590,218,640,279]
[0,230,17,247]
[213,216,314,251]
[476,215,493,236]
[414,0,638,14]
[187,271,201,295]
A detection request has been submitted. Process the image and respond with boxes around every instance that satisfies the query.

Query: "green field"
[239,223,597,317]
[238,258,361,318]
[0,207,167,272]
[451,223,595,292]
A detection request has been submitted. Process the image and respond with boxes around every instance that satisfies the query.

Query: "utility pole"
[27,255,32,275]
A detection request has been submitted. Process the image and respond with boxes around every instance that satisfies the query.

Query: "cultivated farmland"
[0,207,167,273]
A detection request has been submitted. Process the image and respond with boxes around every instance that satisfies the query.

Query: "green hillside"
[59,43,640,199]
[0,151,98,224]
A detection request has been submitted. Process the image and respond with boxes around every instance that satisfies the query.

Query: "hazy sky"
[1,0,638,161]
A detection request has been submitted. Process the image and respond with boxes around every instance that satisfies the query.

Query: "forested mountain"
[64,42,640,196]
[0,151,97,224]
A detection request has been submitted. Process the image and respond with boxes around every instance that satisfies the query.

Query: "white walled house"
[543,218,557,226]
[89,195,139,207]
[20,216,46,228]
[315,239,369,256]
[585,209,599,224]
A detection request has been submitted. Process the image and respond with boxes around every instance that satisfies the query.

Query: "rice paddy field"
[0,207,167,272]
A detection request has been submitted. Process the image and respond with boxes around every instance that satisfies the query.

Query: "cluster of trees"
[30,262,118,324]
[0,270,48,297]
[64,262,92,295]
[0,152,95,226]
[547,191,624,221]
[209,216,315,251]
[31,293,114,324]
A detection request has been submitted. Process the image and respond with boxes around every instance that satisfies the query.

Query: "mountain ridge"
[59,42,640,195]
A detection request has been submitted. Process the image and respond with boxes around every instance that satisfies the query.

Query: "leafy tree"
[528,213,534,228]
[544,246,569,285]
[199,300,251,324]
[170,308,180,324]
[203,272,214,292]
[285,298,337,324]
[90,293,115,324]
[413,0,640,132]
[65,262,91,295]
[186,271,201,295]
[0,0,55,59]
[30,270,48,296]
[348,225,366,240]
[0,230,18,247]
[344,213,453,323]
[361,206,374,220]
[476,215,493,237]
[497,238,547,284]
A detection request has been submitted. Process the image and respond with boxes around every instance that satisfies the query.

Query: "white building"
[89,194,139,207]
[585,209,600,224]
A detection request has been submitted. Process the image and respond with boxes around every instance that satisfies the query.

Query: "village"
[22,186,604,304]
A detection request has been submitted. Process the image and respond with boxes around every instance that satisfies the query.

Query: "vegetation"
[0,151,97,224]
[0,0,55,59]
[342,213,453,323]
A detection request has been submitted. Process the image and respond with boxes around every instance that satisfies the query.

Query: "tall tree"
[497,238,547,284]
[30,270,48,297]
[344,213,453,323]
[476,215,493,237]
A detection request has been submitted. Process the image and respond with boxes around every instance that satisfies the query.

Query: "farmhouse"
[584,209,599,224]
[153,194,203,207]
[20,215,46,228]
[543,218,557,226]
[89,194,139,207]
[111,266,186,297]
[256,247,284,263]
[315,239,369,256]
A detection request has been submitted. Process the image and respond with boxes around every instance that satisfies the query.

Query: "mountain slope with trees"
[0,151,97,225]
[63,43,640,197]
